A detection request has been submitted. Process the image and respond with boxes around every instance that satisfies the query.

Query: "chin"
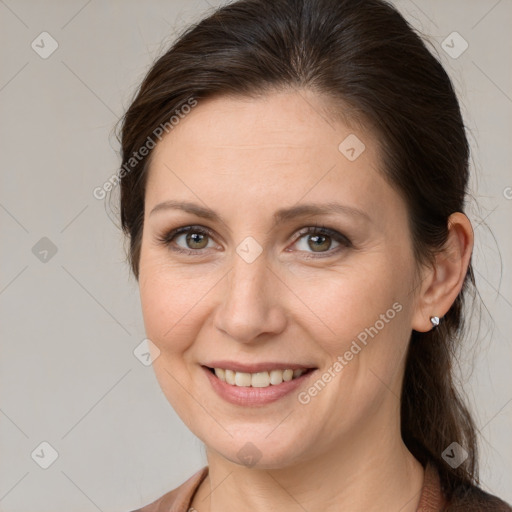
[205,431,311,470]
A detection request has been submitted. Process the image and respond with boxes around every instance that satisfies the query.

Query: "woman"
[118,0,512,510]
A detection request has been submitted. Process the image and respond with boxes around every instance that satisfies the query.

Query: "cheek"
[295,255,414,358]
[297,266,414,429]
[138,261,209,416]
[138,251,207,353]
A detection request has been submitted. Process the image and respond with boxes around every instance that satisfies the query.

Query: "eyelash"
[156,224,352,258]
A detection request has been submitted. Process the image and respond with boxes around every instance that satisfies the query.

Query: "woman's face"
[138,90,423,468]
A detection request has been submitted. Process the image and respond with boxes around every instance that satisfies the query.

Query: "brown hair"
[117,0,478,499]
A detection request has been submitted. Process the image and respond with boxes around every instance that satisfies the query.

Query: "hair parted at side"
[118,0,478,500]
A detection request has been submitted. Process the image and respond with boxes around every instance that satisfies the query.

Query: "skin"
[137,90,473,512]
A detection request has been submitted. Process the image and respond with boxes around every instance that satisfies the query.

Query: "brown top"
[129,462,512,512]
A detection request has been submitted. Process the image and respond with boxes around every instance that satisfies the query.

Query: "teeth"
[235,372,252,387]
[212,367,308,387]
[225,369,236,385]
[269,369,283,385]
[214,368,226,381]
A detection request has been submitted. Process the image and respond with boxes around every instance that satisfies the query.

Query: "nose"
[213,248,287,344]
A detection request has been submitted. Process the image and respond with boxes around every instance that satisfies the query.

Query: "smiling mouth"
[205,366,316,388]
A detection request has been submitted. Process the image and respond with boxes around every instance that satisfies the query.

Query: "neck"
[191,414,425,512]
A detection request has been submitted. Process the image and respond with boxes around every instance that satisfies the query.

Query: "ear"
[411,212,474,332]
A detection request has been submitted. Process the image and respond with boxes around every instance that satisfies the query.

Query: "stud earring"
[430,316,440,327]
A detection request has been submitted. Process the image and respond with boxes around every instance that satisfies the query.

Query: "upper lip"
[203,361,317,373]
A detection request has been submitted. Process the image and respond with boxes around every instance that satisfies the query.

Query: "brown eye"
[183,231,209,249]
[158,225,217,254]
[292,226,352,257]
[306,233,332,252]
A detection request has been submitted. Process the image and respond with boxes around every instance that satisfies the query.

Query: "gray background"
[0,0,511,510]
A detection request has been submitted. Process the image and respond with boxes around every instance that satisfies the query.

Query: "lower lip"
[202,366,316,406]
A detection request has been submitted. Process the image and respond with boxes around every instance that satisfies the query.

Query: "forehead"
[145,90,404,228]
[150,90,373,159]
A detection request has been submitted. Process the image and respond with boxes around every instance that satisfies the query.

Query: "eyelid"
[291,225,352,246]
[157,224,352,256]
[156,225,219,254]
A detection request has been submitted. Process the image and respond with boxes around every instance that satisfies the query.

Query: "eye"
[156,224,352,258]
[290,225,352,257]
[156,225,218,255]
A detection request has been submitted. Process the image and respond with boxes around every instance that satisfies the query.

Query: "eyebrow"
[149,200,370,228]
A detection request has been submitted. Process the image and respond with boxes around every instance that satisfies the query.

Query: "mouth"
[203,365,317,388]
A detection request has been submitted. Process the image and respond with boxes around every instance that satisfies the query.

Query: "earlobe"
[411,212,474,333]
[429,316,441,328]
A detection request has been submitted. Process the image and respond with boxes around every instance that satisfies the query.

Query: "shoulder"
[419,461,511,512]
[443,482,512,511]
[128,466,209,512]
